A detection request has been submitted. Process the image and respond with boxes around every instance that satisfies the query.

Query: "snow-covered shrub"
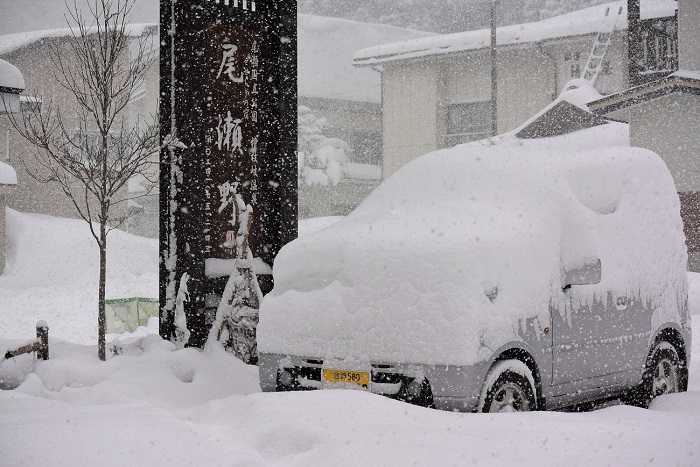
[298,106,352,187]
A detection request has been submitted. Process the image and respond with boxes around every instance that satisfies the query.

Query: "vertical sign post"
[160,0,297,347]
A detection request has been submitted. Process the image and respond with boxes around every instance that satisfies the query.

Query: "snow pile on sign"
[259,143,687,366]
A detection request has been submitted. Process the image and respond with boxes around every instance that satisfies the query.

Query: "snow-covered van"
[257,143,691,412]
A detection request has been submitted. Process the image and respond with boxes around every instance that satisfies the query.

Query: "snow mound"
[259,143,687,366]
[0,209,158,344]
[1,209,157,290]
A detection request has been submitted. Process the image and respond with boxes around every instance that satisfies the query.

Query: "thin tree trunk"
[98,220,107,361]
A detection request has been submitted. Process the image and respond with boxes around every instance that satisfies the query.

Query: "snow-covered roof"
[641,0,678,20]
[0,58,24,91]
[0,23,158,57]
[673,69,700,80]
[588,72,700,116]
[298,15,433,103]
[354,1,642,66]
[0,162,18,186]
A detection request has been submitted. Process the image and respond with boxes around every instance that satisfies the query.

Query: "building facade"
[590,0,699,270]
[354,1,678,178]
[0,25,160,237]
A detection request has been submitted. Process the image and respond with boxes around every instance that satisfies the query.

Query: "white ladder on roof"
[581,3,624,85]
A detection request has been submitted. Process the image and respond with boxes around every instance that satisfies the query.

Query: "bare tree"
[6,0,159,360]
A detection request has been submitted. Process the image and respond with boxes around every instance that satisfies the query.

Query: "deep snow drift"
[1,211,699,466]
[0,209,159,344]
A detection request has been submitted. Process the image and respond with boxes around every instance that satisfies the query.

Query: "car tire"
[627,341,681,408]
[480,360,537,413]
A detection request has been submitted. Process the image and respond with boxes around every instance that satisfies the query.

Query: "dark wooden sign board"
[159,0,297,347]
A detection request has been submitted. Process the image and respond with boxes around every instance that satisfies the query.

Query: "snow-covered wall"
[679,0,700,71]
[630,94,700,194]
[382,61,440,177]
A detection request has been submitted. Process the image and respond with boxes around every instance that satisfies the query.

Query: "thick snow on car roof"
[259,140,687,367]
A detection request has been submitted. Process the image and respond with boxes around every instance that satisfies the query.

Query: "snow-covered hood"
[258,144,687,366]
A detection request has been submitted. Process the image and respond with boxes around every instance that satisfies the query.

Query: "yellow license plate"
[322,369,370,390]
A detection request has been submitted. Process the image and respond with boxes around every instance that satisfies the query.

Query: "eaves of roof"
[589,74,700,115]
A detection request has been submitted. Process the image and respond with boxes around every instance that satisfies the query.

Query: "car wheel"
[627,342,681,408]
[480,360,537,413]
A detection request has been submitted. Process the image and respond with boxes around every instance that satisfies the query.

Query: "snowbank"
[0,209,158,344]
[259,143,686,366]
[0,190,698,466]
[2,326,700,466]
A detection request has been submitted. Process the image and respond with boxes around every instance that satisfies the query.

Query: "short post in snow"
[3,320,49,360]
[36,320,49,360]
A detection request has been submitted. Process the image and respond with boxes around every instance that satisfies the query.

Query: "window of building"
[570,63,582,78]
[444,101,492,146]
[70,129,123,168]
[564,51,572,61]
[574,51,581,61]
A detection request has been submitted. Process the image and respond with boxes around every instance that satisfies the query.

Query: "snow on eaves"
[354,1,638,66]
[0,23,158,57]
[0,162,18,186]
[673,70,700,81]
[640,0,678,20]
[298,15,433,103]
[0,58,24,90]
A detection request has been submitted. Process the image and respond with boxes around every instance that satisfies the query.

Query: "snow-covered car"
[257,143,691,412]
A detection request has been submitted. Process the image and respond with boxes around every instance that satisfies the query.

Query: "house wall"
[630,93,700,193]
[679,0,700,71]
[0,34,159,238]
[629,93,700,270]
[382,61,440,178]
[298,180,380,219]
[381,33,628,177]
[0,194,7,273]
[298,96,382,165]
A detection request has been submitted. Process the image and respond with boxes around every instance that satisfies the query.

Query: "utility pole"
[491,0,498,137]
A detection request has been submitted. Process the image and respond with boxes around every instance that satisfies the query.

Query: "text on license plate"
[322,369,370,390]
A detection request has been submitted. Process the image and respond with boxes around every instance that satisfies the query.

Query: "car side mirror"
[562,258,602,290]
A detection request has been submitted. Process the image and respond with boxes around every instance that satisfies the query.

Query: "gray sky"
[0,0,158,35]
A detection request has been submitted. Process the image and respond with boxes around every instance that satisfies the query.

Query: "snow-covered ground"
[1,210,699,466]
